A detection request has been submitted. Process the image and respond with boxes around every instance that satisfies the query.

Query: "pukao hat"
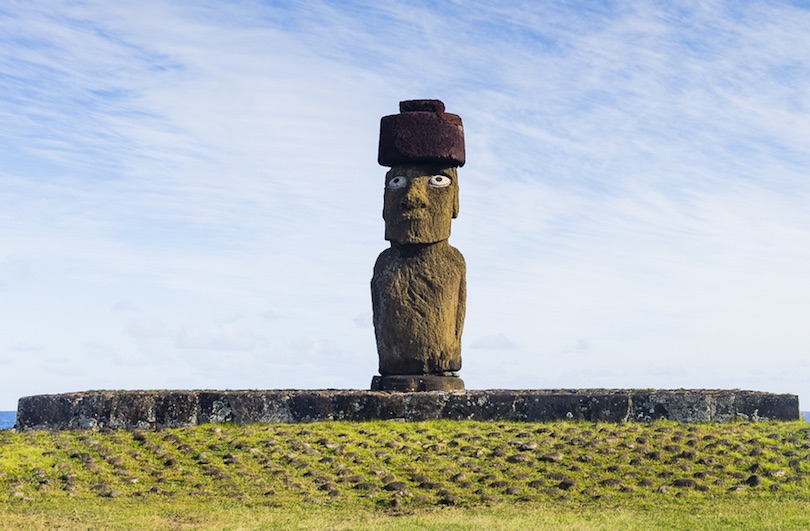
[378,99,465,167]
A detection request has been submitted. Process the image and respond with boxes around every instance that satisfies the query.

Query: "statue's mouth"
[396,212,426,221]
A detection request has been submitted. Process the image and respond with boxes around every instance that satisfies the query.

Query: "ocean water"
[0,411,15,430]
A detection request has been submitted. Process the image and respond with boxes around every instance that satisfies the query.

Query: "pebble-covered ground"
[1,420,808,509]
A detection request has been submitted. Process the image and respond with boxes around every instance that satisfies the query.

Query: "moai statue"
[370,99,466,392]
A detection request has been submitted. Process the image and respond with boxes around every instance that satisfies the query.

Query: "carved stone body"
[372,240,465,375]
[371,100,467,391]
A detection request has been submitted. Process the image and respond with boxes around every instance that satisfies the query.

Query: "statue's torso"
[371,242,466,375]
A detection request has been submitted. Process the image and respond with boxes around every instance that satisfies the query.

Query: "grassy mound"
[1,420,809,528]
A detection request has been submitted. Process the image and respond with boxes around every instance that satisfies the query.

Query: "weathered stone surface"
[371,100,467,385]
[155,391,197,428]
[373,164,465,377]
[14,389,799,430]
[628,390,801,422]
[378,99,465,168]
[371,374,465,391]
[372,239,465,375]
[381,165,459,245]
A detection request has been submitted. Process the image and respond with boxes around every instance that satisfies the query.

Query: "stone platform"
[14,389,799,430]
[371,374,465,391]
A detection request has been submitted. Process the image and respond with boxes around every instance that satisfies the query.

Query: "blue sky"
[1,0,809,411]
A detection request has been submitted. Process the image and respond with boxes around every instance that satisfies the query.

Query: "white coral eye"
[428,174,451,188]
[387,176,407,189]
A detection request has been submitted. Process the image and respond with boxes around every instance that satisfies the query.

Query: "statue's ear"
[452,186,459,218]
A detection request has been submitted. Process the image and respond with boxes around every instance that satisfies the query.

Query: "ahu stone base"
[14,389,799,430]
[371,374,465,391]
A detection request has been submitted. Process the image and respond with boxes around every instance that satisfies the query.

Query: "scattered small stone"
[745,475,762,487]
[558,478,577,490]
[437,494,459,505]
[507,453,530,463]
[646,450,663,461]
[412,495,430,505]
[680,449,697,459]
[384,481,408,491]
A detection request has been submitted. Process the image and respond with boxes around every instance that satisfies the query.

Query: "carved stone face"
[383,164,459,245]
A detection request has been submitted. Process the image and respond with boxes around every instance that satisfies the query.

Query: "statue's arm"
[456,255,466,342]
[371,249,391,335]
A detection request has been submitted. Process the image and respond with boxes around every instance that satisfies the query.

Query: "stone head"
[378,99,465,245]
[383,164,458,244]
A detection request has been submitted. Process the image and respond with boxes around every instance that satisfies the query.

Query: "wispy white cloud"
[470,333,518,351]
[1,0,809,408]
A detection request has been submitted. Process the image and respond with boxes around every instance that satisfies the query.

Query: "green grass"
[2,420,809,529]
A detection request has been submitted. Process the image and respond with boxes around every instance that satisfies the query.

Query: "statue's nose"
[400,182,428,210]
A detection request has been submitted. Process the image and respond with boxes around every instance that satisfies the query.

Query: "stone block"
[14,389,800,429]
[371,374,465,392]
[155,391,197,428]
